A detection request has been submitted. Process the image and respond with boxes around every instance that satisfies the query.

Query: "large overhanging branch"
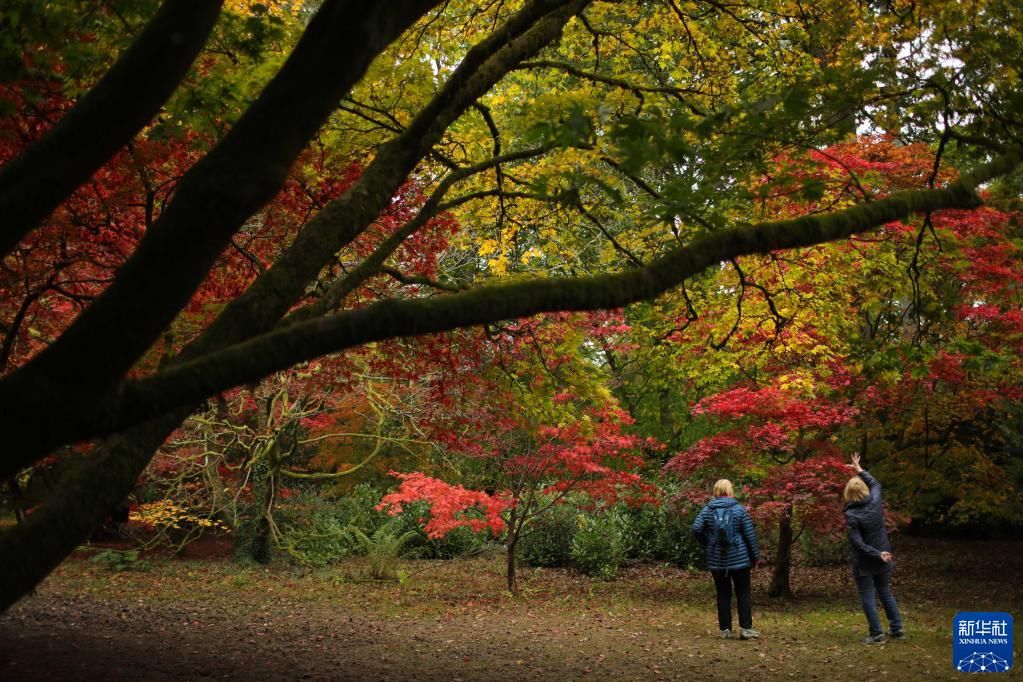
[0,0,225,258]
[0,407,194,614]
[0,0,444,400]
[12,146,1010,452]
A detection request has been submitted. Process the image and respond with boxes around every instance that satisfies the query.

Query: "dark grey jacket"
[843,470,893,577]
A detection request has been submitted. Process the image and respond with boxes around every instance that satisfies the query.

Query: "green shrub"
[384,500,434,556]
[89,548,151,572]
[622,503,661,561]
[278,512,356,566]
[571,508,628,579]
[329,483,390,530]
[274,485,390,566]
[798,530,847,566]
[651,502,703,569]
[518,503,577,567]
[428,522,494,559]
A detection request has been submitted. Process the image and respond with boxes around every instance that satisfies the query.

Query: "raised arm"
[849,453,882,503]
[859,470,883,503]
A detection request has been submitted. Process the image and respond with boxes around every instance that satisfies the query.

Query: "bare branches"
[286,148,552,324]
[516,59,707,114]
[379,266,466,293]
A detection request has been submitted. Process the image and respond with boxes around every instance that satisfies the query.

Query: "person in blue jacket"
[692,479,762,640]
[843,453,904,644]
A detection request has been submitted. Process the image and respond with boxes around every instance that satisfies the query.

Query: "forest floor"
[1,536,1021,680]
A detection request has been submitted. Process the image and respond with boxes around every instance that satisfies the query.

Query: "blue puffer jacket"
[692,496,761,572]
[843,470,893,577]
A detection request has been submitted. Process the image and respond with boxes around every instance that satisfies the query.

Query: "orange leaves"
[377,472,512,538]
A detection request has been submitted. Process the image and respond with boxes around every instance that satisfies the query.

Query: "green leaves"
[526,101,595,148]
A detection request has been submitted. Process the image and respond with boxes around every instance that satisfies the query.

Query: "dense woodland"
[1,0,1022,616]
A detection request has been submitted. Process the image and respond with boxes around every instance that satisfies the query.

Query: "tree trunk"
[507,537,518,594]
[506,506,519,594]
[248,451,275,564]
[768,504,794,598]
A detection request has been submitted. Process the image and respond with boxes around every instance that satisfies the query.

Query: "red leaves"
[0,83,209,372]
[927,351,968,386]
[382,402,659,539]
[665,378,859,531]
[377,472,511,538]
[691,385,857,433]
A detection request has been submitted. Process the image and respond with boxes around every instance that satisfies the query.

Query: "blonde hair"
[843,477,869,503]
[713,479,734,497]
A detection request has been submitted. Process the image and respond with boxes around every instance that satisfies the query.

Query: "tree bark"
[768,504,794,598]
[248,453,274,564]
[6,478,25,524]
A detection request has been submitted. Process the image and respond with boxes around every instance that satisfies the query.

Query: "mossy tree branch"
[105,151,1014,420]
[5,147,1018,472]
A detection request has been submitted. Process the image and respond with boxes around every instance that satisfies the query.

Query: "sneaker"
[887,630,905,640]
[863,634,887,644]
[720,629,733,639]
[739,628,760,640]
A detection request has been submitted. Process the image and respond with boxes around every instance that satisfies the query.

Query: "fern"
[349,521,420,580]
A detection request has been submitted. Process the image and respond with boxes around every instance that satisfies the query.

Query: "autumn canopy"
[0,0,1021,610]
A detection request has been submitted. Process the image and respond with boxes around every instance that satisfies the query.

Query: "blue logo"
[954,612,1013,673]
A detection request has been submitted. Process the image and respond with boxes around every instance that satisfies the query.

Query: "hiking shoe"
[739,628,760,640]
[720,629,733,639]
[887,630,905,640]
[863,634,887,644]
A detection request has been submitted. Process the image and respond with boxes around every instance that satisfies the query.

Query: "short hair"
[713,479,733,497]
[843,476,869,503]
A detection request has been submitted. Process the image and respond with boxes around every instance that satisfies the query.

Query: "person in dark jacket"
[692,479,762,640]
[844,453,904,644]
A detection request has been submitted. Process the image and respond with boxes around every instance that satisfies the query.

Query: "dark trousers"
[711,568,752,630]
[855,571,903,637]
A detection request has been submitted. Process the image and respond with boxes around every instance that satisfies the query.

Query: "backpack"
[712,506,736,546]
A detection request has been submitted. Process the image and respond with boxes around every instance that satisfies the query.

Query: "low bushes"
[268,484,714,578]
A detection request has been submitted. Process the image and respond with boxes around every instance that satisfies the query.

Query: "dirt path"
[2,538,1021,680]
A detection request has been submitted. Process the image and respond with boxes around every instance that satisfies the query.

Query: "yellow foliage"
[224,0,298,15]
[477,238,499,257]
[131,500,228,532]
